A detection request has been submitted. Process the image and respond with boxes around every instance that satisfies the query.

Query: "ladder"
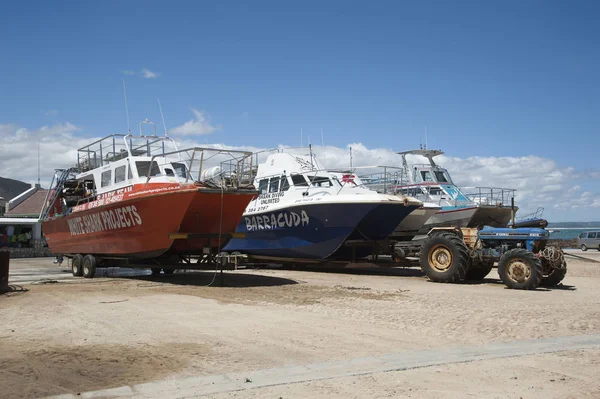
[39,168,78,221]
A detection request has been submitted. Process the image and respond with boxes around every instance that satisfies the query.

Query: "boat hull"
[419,205,516,235]
[42,189,197,258]
[389,205,441,241]
[168,189,258,254]
[224,202,418,260]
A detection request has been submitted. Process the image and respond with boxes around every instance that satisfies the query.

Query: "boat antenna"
[122,80,131,135]
[425,125,428,149]
[309,143,314,168]
[37,138,40,186]
[350,146,353,169]
[158,98,169,137]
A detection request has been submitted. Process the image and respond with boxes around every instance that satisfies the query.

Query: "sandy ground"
[1,251,600,398]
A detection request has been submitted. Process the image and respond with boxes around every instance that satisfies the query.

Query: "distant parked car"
[577,231,600,251]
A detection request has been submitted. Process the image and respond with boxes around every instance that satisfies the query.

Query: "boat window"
[434,171,449,183]
[114,166,126,183]
[172,162,188,178]
[589,232,597,238]
[136,161,161,177]
[291,174,308,186]
[280,176,290,191]
[258,179,268,194]
[428,187,443,196]
[101,170,112,188]
[165,168,175,177]
[269,177,280,193]
[309,176,332,187]
[420,171,434,182]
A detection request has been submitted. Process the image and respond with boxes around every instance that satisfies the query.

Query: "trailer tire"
[82,255,97,278]
[72,254,84,277]
[498,249,542,290]
[420,232,469,283]
[162,268,175,275]
[151,268,162,275]
[465,261,493,280]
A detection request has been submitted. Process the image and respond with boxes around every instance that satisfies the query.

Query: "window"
[428,187,443,196]
[420,171,433,182]
[101,170,112,187]
[115,166,126,183]
[269,177,280,193]
[172,162,188,178]
[291,174,308,186]
[258,179,268,194]
[136,161,161,177]
[589,232,597,238]
[309,176,332,187]
[165,168,175,176]
[579,233,587,238]
[280,176,290,191]
[434,171,448,183]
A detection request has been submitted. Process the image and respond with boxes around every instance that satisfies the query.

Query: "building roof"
[5,189,48,218]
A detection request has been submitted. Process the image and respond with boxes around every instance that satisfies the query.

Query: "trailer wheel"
[465,261,493,280]
[392,247,405,263]
[497,249,542,290]
[162,268,175,275]
[151,268,162,275]
[541,266,567,287]
[72,254,84,277]
[82,255,97,278]
[419,232,469,283]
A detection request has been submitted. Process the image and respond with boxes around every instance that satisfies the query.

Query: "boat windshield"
[136,161,161,177]
[434,170,450,183]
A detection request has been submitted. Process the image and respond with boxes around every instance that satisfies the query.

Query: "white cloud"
[169,108,221,136]
[1,122,599,221]
[141,68,160,79]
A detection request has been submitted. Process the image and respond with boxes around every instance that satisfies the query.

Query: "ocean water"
[549,228,600,240]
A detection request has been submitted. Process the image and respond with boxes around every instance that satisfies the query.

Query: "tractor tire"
[497,248,542,290]
[82,255,97,278]
[419,232,470,283]
[72,254,84,277]
[581,244,587,251]
[541,266,567,287]
[465,261,493,281]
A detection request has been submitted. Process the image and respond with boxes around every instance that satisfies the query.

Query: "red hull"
[42,183,256,259]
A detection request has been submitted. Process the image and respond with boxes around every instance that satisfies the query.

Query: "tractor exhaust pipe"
[511,197,515,228]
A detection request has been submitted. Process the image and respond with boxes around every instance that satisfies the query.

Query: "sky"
[0,0,599,221]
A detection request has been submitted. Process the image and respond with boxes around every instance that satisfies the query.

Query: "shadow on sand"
[1,284,30,297]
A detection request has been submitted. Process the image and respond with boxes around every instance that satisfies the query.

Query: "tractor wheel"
[419,232,469,283]
[72,254,84,277]
[497,249,542,290]
[581,244,587,251]
[541,266,567,287]
[465,261,493,281]
[392,247,405,263]
[82,255,97,278]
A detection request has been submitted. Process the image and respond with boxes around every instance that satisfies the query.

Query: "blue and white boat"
[223,151,422,260]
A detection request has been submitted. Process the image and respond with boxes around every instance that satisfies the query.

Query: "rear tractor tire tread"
[419,232,470,283]
[497,248,542,290]
[541,266,567,287]
[465,261,494,281]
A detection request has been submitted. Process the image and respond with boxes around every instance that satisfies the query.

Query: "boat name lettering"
[245,210,309,231]
[66,205,143,236]
[258,192,284,205]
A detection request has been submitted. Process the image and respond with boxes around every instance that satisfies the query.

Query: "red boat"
[41,123,256,277]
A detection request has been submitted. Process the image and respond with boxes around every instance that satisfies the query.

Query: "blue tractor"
[419,226,567,290]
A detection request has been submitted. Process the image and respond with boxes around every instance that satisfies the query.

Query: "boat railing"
[461,187,516,206]
[146,147,254,189]
[77,134,180,172]
[355,167,404,194]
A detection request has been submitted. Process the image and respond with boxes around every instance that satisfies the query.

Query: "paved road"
[49,334,600,399]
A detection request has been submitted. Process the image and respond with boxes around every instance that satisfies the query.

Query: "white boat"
[224,150,422,260]
[359,149,517,234]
